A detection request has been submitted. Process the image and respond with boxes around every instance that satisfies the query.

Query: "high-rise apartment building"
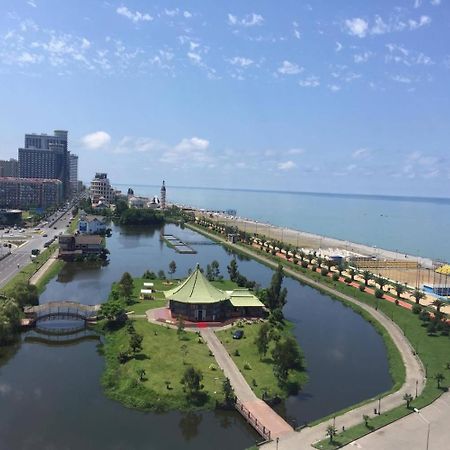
[0,158,19,177]
[90,172,115,203]
[69,153,78,194]
[18,130,70,198]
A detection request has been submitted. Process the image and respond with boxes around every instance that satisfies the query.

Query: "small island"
[99,261,307,413]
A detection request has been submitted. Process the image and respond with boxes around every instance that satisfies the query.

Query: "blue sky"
[0,0,449,197]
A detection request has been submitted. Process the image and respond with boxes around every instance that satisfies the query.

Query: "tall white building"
[69,154,78,194]
[90,172,115,203]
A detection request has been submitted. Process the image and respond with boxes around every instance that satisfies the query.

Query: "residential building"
[58,234,106,261]
[69,154,78,194]
[18,130,70,199]
[0,177,63,209]
[90,173,115,203]
[0,158,19,177]
[78,213,107,234]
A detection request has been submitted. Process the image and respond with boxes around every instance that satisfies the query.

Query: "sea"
[116,184,450,262]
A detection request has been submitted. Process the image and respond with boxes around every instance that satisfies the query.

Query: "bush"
[412,304,422,315]
[332,273,339,281]
[234,349,240,357]
[311,265,318,272]
[344,277,352,284]
[375,289,384,299]
[359,283,366,292]
[293,257,299,265]
[320,267,329,276]
[419,310,431,322]
[301,261,308,268]
[244,362,252,370]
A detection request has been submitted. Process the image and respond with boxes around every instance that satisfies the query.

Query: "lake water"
[0,223,392,449]
[119,184,450,261]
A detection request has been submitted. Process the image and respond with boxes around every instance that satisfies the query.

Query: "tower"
[160,180,166,209]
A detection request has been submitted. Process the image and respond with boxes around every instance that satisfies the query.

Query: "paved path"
[200,328,293,439]
[29,249,59,286]
[188,225,427,449]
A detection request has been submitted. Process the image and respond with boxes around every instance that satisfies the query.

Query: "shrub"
[344,277,352,284]
[209,364,217,371]
[293,257,299,265]
[332,273,339,281]
[412,304,422,315]
[311,265,318,272]
[419,310,431,322]
[375,289,384,299]
[234,349,240,357]
[301,261,308,268]
[320,267,329,276]
[244,362,252,370]
[359,283,366,292]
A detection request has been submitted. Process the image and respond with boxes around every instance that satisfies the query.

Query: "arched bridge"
[24,301,101,324]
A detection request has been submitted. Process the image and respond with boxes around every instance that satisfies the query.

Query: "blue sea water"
[117,184,450,261]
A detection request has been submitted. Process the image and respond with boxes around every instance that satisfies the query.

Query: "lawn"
[101,319,227,412]
[216,322,308,399]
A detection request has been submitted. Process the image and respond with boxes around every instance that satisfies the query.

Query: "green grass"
[211,279,239,291]
[68,213,79,234]
[101,319,227,412]
[216,322,308,399]
[34,259,65,294]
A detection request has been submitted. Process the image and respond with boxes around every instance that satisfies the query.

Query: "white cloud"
[183,11,192,18]
[354,51,373,63]
[113,136,162,154]
[288,148,305,155]
[293,29,301,39]
[81,131,111,149]
[414,0,422,7]
[278,161,296,171]
[298,75,320,87]
[161,137,211,165]
[116,6,153,23]
[164,8,179,17]
[328,84,341,92]
[430,0,441,5]
[175,137,209,152]
[335,42,343,52]
[391,74,412,83]
[277,60,303,75]
[408,15,431,30]
[352,148,371,159]
[27,0,37,7]
[187,52,202,63]
[229,56,254,67]
[345,18,369,38]
[227,13,264,27]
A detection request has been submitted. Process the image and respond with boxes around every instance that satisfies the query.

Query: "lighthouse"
[160,180,166,209]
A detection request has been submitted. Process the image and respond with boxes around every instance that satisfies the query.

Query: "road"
[0,208,74,289]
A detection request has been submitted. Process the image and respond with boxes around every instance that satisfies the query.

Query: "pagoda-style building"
[164,265,265,322]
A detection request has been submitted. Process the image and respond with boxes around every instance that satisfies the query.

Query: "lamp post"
[276,437,279,450]
[414,408,430,450]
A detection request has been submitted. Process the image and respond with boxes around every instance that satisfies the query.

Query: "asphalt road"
[0,208,74,289]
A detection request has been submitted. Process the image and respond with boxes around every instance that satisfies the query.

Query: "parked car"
[42,233,48,237]
[232,329,244,340]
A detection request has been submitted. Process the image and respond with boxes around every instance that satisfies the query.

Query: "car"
[232,329,244,340]
[54,226,57,229]
[42,233,48,237]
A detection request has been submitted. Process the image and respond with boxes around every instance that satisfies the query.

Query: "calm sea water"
[119,184,450,262]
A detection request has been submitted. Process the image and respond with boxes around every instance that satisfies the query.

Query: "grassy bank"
[34,259,65,294]
[216,322,308,399]
[101,318,228,412]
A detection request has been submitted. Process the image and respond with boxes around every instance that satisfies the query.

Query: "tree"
[222,378,235,406]
[433,299,444,313]
[177,315,185,336]
[136,368,146,382]
[0,297,21,345]
[403,393,413,409]
[119,272,134,302]
[129,333,143,355]
[362,270,372,287]
[227,259,239,282]
[211,260,221,280]
[168,260,177,279]
[114,199,129,216]
[363,414,370,427]
[376,276,387,291]
[158,270,166,280]
[348,268,356,282]
[272,336,303,383]
[337,262,347,276]
[263,264,288,311]
[7,282,39,308]
[181,366,203,396]
[254,323,270,359]
[412,290,425,305]
[100,299,125,323]
[394,283,405,298]
[326,424,337,443]
[435,372,445,389]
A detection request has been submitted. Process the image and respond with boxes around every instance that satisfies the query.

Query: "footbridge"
[24,301,101,324]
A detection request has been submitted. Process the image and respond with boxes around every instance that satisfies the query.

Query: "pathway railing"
[235,397,271,441]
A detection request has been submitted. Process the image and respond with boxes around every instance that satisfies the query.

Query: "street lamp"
[414,408,430,450]
[276,437,279,450]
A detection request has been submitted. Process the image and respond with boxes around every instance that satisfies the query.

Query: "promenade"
[187,224,428,450]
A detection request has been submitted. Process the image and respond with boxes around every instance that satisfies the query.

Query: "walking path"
[29,249,59,286]
[200,328,293,439]
[187,225,427,449]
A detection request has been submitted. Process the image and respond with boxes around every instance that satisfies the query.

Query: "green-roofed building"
[165,265,265,322]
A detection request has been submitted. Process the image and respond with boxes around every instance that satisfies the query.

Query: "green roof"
[228,289,265,308]
[164,265,229,304]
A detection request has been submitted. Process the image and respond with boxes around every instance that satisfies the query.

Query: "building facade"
[69,154,78,194]
[90,173,115,203]
[78,213,107,234]
[0,159,19,177]
[0,177,63,209]
[18,130,70,199]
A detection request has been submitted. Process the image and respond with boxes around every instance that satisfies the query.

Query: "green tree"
[168,260,177,279]
[227,259,239,282]
[222,378,235,406]
[412,290,425,305]
[348,268,357,281]
[177,315,185,336]
[114,199,129,216]
[376,276,388,291]
[271,336,303,383]
[362,270,372,287]
[363,414,370,427]
[337,261,347,276]
[326,424,337,443]
[435,372,445,389]
[129,333,143,355]
[158,270,166,280]
[263,264,288,311]
[136,368,146,381]
[254,323,270,359]
[119,272,134,302]
[433,299,445,313]
[7,282,39,308]
[181,366,204,396]
[100,299,125,323]
[403,393,413,408]
[211,260,221,280]
[394,283,405,298]
[0,296,21,344]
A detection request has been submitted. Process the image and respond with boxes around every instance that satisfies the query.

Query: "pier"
[162,234,197,254]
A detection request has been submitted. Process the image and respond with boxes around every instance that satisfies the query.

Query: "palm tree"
[376,276,388,291]
[307,253,314,264]
[299,250,306,261]
[362,270,372,287]
[433,299,445,313]
[412,290,425,305]
[326,424,337,443]
[403,393,413,409]
[394,283,405,299]
[337,262,347,276]
[348,268,357,282]
[325,259,335,271]
[316,256,323,268]
[435,372,445,389]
